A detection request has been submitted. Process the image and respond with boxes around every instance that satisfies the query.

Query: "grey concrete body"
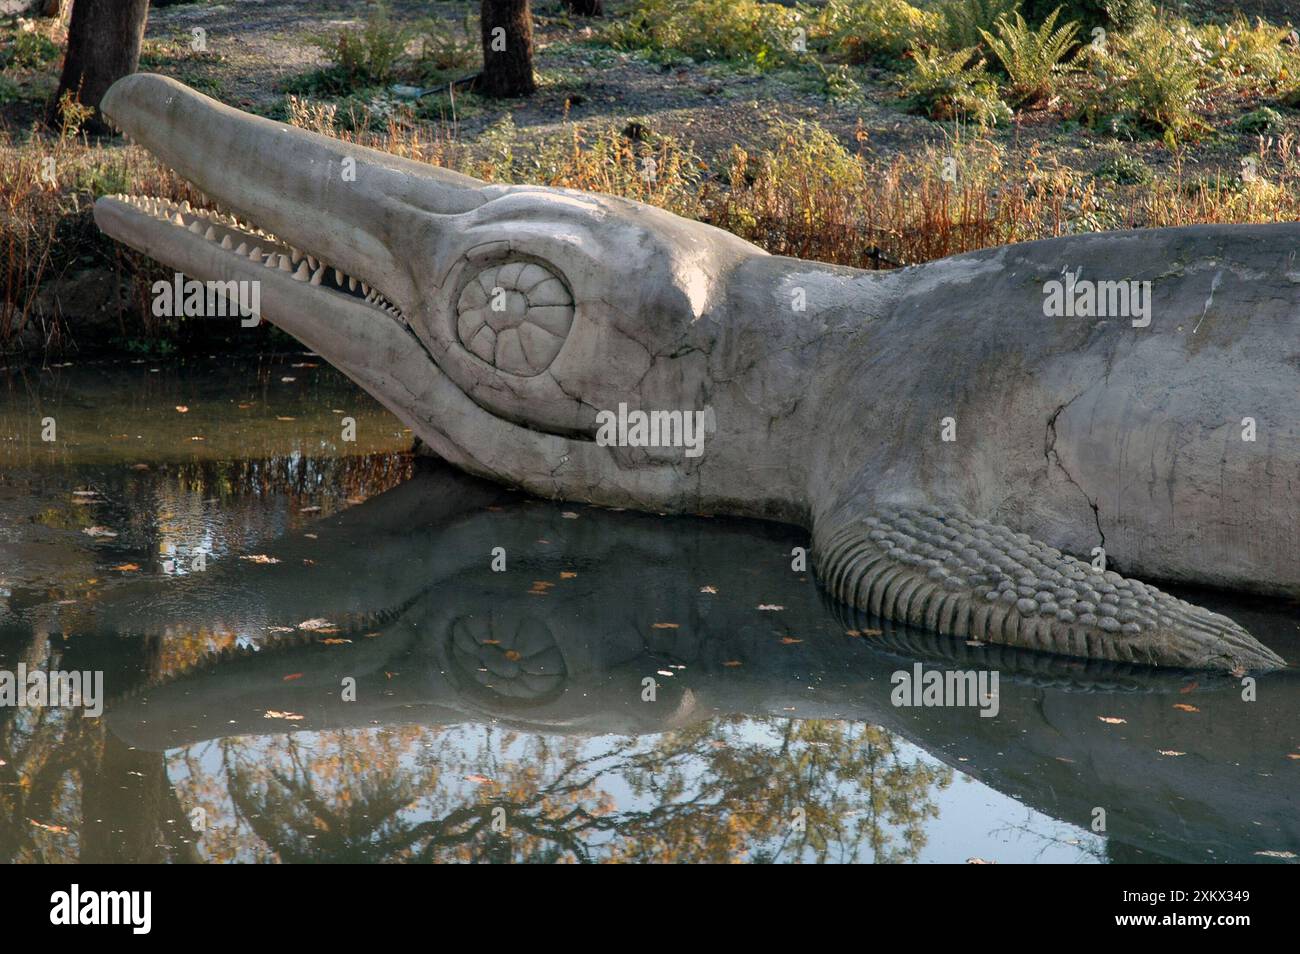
[93,74,1296,671]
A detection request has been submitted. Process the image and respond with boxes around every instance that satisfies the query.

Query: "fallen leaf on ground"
[29,820,69,834]
[111,563,141,572]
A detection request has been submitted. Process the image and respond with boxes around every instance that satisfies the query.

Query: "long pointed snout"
[99,73,487,311]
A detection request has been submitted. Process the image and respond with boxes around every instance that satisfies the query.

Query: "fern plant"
[904,46,1011,125]
[937,0,1020,51]
[980,7,1080,105]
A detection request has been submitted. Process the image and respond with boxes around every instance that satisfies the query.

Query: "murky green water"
[2,359,1297,863]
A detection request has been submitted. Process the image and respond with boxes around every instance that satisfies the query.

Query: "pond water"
[2,359,1297,863]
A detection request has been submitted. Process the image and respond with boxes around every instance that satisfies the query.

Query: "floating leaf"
[1098,716,1127,725]
[82,526,118,538]
[241,554,281,564]
[1172,703,1199,713]
[1158,749,1186,757]
[757,604,785,611]
[297,618,334,631]
[175,405,189,413]
[652,622,679,629]
[283,673,304,682]
[263,710,304,721]
[110,563,141,572]
[700,585,717,594]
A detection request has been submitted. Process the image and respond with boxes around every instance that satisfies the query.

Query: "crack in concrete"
[1044,391,1106,549]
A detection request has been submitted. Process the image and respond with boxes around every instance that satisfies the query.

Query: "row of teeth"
[110,194,406,320]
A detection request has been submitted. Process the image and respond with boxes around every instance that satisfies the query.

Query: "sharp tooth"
[235,242,248,254]
[293,261,311,282]
[361,283,370,295]
[171,213,185,227]
[204,226,217,241]
[310,266,324,285]
[291,247,303,265]
[334,268,344,285]
[307,255,318,271]
[220,235,233,250]
[188,221,204,234]
[181,200,192,213]
[263,254,276,268]
[249,246,263,260]
[279,255,293,272]
[348,276,357,291]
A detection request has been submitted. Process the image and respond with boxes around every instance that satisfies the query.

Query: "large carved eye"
[455,260,574,376]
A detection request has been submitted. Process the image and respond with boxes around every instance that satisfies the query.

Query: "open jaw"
[96,194,407,321]
[90,72,493,367]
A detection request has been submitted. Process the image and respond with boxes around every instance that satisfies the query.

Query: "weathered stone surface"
[93,74,1296,671]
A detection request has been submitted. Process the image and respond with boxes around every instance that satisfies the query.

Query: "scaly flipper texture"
[814,506,1286,672]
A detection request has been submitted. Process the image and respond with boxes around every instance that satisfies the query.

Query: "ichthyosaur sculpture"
[93,74,1298,672]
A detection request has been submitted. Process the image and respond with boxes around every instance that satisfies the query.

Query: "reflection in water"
[1,362,1298,863]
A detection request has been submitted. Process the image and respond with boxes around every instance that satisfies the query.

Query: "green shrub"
[1199,18,1300,94]
[1,28,59,68]
[816,0,937,63]
[980,7,1079,105]
[607,0,808,69]
[1235,107,1285,134]
[904,46,1011,124]
[307,3,411,91]
[1085,22,1209,144]
[936,0,1021,51]
[1091,152,1151,185]
[414,13,480,84]
[1021,0,1151,30]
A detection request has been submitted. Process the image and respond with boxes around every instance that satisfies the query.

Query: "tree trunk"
[479,0,535,98]
[562,0,603,15]
[48,0,149,132]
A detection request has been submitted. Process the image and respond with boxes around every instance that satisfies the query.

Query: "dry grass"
[4,101,1300,352]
